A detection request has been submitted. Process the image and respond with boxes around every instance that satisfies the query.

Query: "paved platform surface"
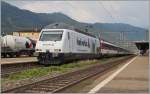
[1,57,37,64]
[97,56,149,93]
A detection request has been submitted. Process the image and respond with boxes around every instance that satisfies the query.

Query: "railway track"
[1,62,42,77]
[3,56,134,93]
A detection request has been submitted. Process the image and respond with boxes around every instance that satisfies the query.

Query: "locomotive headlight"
[54,49,61,52]
[36,49,42,51]
[52,53,59,57]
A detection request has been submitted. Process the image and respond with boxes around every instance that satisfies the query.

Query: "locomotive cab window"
[40,31,63,41]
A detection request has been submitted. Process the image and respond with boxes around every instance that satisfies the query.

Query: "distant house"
[13,29,41,41]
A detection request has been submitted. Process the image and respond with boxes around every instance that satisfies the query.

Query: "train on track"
[35,23,131,65]
[1,35,36,58]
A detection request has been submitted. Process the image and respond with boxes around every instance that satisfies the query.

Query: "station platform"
[96,56,149,93]
[1,57,37,65]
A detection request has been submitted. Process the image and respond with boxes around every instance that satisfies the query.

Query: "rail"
[2,56,134,93]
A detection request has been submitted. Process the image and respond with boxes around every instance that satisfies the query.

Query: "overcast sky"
[4,0,149,29]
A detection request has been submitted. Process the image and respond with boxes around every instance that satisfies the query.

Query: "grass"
[8,66,64,80]
[3,57,116,81]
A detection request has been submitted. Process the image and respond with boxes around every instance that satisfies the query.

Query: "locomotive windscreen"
[40,31,63,41]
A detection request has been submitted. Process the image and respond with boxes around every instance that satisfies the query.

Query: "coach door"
[91,40,95,53]
[71,32,75,52]
[69,31,75,53]
[67,32,71,53]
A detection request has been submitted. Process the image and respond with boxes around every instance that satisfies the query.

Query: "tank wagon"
[35,23,131,65]
[1,35,35,57]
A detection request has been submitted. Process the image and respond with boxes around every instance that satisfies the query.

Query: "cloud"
[22,1,66,13]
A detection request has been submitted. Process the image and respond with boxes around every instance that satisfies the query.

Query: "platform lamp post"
[2,32,5,37]
[85,25,89,33]
[85,25,93,33]
[1,31,7,57]
[145,30,149,41]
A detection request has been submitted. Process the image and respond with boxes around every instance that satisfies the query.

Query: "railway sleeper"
[30,87,54,91]
[25,90,46,93]
[31,87,59,91]
[35,85,62,88]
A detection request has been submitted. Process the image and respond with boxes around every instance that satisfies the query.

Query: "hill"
[1,1,148,42]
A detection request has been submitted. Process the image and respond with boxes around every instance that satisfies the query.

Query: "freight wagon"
[1,35,35,57]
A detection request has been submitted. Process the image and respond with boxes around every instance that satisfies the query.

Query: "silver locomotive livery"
[35,23,100,64]
[35,23,130,64]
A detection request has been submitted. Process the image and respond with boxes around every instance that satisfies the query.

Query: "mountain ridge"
[1,1,148,41]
